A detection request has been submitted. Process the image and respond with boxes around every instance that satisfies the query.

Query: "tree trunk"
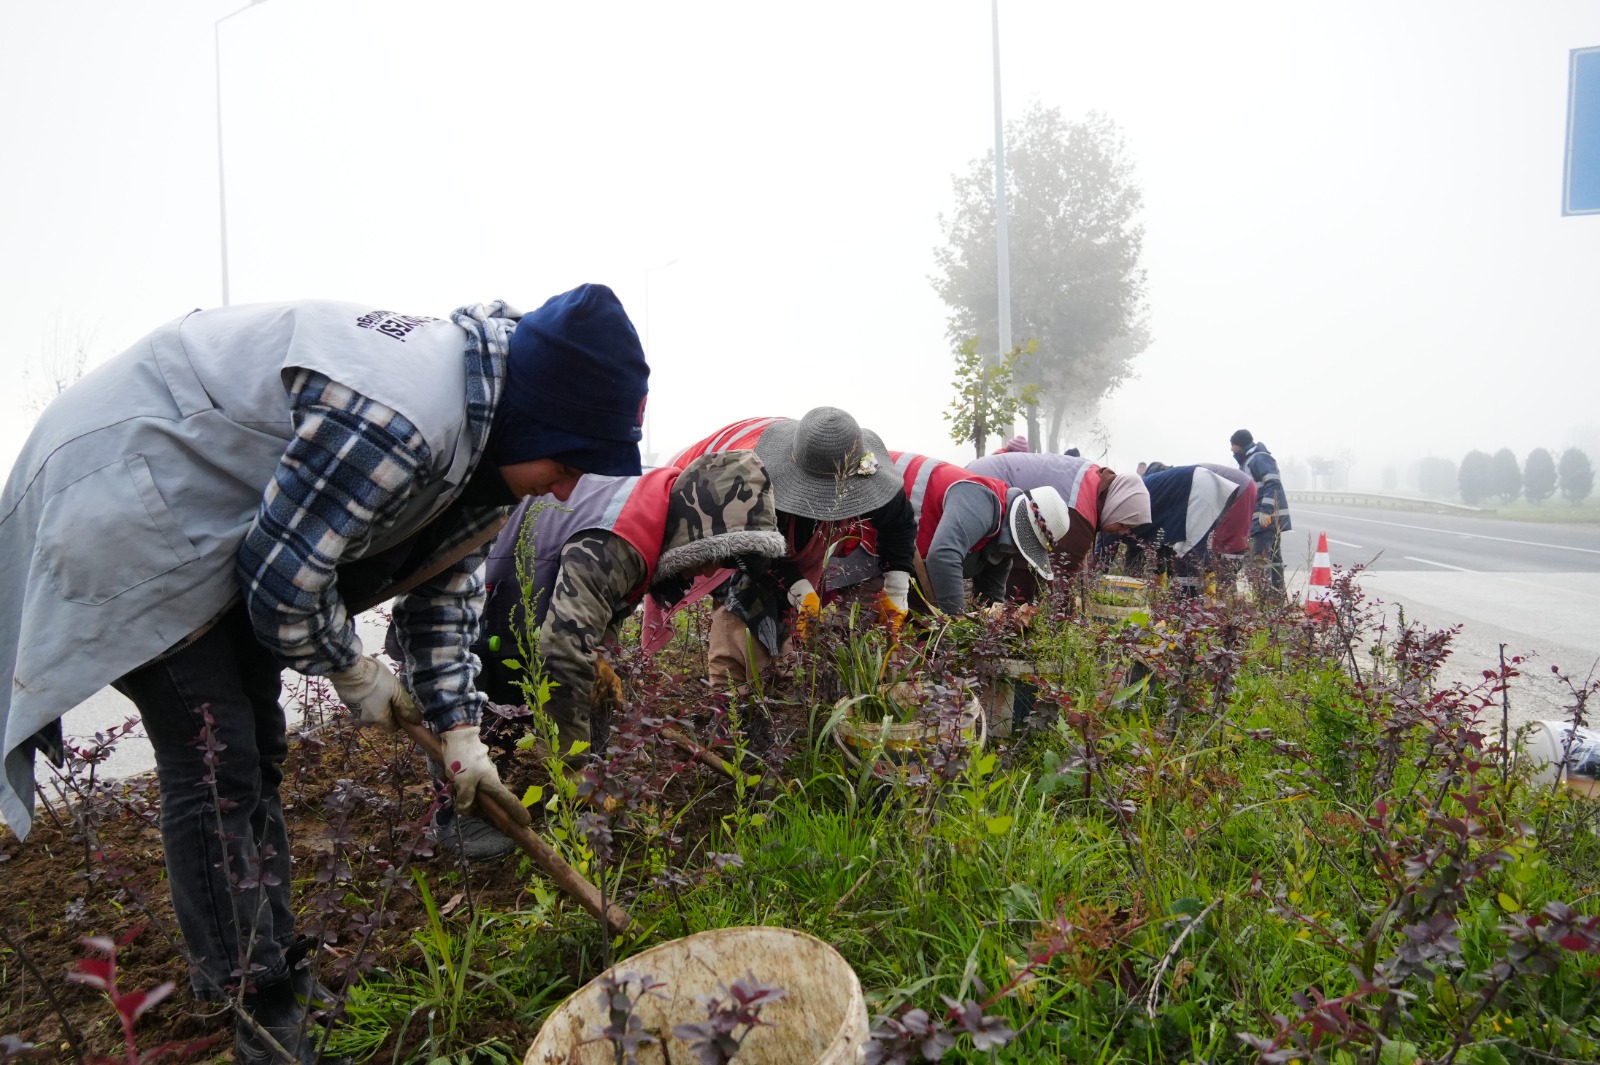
[1046,400,1065,454]
[973,405,987,460]
[1025,403,1041,452]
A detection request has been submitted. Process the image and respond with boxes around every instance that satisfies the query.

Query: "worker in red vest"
[642,407,916,684]
[967,451,1152,600]
[828,451,1074,614]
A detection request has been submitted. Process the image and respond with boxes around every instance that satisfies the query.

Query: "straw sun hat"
[753,407,903,521]
[1007,486,1073,580]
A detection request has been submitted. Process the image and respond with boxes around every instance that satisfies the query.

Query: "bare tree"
[25,314,97,413]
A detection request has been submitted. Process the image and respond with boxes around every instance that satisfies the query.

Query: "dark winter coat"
[1237,442,1292,533]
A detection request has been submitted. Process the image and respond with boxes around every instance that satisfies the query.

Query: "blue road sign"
[1565,46,1600,216]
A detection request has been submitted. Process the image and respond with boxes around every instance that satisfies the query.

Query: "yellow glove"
[788,580,821,641]
[875,571,911,640]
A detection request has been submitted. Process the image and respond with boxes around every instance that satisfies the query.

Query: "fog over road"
[1281,505,1600,732]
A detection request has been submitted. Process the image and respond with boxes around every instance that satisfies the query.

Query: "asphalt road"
[1285,505,1600,574]
[1280,504,1600,732]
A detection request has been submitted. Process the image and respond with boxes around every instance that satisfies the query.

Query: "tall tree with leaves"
[1418,456,1457,499]
[1559,447,1594,504]
[1523,448,1557,504]
[945,337,1040,458]
[1490,448,1521,503]
[1458,450,1491,505]
[934,104,1148,453]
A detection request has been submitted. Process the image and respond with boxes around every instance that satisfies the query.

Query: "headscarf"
[1100,472,1152,529]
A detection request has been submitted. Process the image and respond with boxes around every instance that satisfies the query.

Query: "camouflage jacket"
[477,451,783,751]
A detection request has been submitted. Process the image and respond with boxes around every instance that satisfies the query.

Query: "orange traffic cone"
[1305,531,1334,621]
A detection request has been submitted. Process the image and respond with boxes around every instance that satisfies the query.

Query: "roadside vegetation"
[5,563,1600,1064]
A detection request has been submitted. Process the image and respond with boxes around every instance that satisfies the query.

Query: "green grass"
[1484,500,1600,524]
[331,593,1600,1063]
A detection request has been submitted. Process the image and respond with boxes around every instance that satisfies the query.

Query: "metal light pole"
[992,0,1011,365]
[215,0,269,307]
[642,258,680,463]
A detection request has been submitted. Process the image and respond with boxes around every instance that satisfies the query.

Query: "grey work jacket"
[0,301,486,838]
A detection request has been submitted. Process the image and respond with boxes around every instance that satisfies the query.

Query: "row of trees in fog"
[1417,449,1594,505]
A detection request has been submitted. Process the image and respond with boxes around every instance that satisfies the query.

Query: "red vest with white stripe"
[483,468,677,634]
[669,416,785,468]
[852,452,1009,559]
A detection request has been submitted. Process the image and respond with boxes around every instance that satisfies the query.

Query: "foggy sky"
[3,1,1598,489]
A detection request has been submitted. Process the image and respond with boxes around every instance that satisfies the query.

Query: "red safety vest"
[850,451,1009,559]
[669,416,785,468]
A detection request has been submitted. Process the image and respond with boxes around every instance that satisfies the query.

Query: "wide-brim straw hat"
[1007,486,1073,580]
[754,407,903,521]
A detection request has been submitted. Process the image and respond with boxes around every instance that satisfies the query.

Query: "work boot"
[429,807,516,861]
[235,975,328,1064]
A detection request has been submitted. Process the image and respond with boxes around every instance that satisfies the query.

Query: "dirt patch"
[0,651,776,1062]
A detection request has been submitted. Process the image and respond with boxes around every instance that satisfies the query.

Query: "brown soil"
[0,660,781,1063]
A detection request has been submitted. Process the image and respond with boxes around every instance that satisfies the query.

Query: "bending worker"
[435,450,787,859]
[641,407,916,684]
[1196,461,1257,562]
[0,288,649,1064]
[1115,463,1242,591]
[827,451,1073,614]
[966,450,1152,599]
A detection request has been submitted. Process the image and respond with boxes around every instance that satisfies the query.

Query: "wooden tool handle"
[401,720,631,933]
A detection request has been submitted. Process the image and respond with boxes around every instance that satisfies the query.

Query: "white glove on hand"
[787,579,817,611]
[883,570,911,613]
[788,579,821,641]
[330,656,421,732]
[440,727,531,827]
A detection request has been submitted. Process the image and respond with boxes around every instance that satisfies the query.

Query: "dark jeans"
[114,605,294,1000]
[1250,528,1286,593]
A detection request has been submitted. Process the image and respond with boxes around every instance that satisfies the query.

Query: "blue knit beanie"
[491,284,649,476]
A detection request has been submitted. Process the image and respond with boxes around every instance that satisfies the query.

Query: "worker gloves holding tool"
[331,654,422,731]
[441,728,532,827]
[788,579,822,641]
[333,654,529,828]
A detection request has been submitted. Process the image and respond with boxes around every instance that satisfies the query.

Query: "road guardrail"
[1292,491,1491,516]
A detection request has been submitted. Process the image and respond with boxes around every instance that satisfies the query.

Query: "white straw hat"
[1007,486,1073,579]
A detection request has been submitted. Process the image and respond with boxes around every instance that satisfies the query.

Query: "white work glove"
[882,570,911,613]
[330,655,421,732]
[440,727,531,826]
[788,579,821,640]
[787,579,817,611]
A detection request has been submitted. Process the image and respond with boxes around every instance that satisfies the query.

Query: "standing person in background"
[641,408,915,686]
[992,433,1029,454]
[1230,429,1292,594]
[967,450,1151,599]
[0,287,650,1063]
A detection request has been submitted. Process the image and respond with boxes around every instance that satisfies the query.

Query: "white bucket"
[525,926,868,1065]
[1523,721,1600,793]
